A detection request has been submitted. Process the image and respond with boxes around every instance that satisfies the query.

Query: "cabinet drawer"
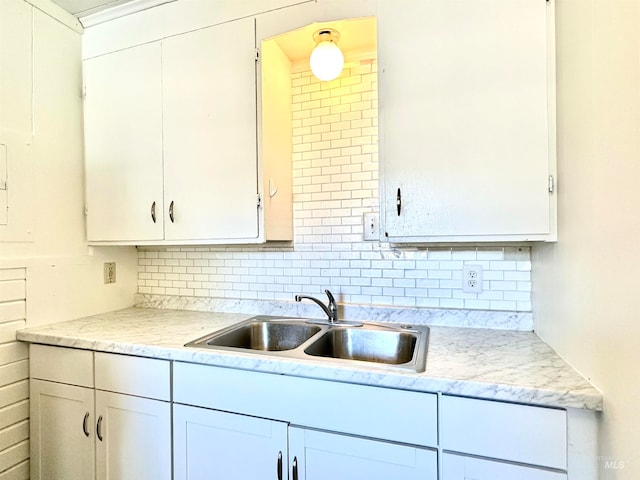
[441,395,567,470]
[443,453,567,480]
[30,345,93,387]
[95,352,170,401]
[174,362,438,447]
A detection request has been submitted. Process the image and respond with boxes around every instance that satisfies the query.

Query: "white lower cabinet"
[173,404,437,480]
[289,426,437,480]
[173,404,287,479]
[29,345,171,480]
[30,380,95,479]
[441,395,569,480]
[442,453,567,480]
[95,391,171,480]
[27,347,595,480]
[173,362,438,479]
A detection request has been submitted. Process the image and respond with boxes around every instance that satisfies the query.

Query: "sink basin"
[185,316,429,372]
[185,319,321,351]
[304,328,417,365]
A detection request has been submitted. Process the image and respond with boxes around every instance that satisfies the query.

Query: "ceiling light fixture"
[310,28,344,82]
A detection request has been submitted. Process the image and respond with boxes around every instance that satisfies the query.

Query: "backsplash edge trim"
[134,294,533,331]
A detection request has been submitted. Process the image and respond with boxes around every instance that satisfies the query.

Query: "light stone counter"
[17,307,602,411]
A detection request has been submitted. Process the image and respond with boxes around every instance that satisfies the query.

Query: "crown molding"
[79,0,175,28]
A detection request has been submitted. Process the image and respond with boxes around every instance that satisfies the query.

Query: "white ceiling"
[50,0,139,17]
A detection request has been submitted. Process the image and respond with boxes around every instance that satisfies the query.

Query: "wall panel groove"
[0,268,27,479]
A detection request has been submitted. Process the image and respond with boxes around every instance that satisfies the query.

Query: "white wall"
[0,0,138,329]
[533,0,640,478]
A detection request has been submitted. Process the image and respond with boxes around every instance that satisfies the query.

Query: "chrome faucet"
[295,289,339,324]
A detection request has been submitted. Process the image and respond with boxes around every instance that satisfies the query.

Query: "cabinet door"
[289,427,437,480]
[30,379,95,480]
[84,42,164,242]
[173,404,288,480]
[379,0,552,242]
[95,391,171,480]
[442,453,567,480]
[162,17,259,242]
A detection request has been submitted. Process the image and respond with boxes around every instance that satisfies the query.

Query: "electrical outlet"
[462,264,483,293]
[104,262,116,284]
[363,213,379,241]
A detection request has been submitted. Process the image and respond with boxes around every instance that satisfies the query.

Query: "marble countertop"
[17,307,602,411]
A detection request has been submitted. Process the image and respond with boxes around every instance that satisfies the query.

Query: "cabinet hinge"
[255,48,260,62]
[548,175,555,194]
[84,206,89,216]
[82,85,87,98]
[257,193,262,208]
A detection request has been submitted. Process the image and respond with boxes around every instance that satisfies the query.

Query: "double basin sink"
[185,315,429,372]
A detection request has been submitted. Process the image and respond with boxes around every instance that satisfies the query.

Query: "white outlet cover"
[462,264,483,293]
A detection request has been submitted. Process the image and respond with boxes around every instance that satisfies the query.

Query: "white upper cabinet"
[84,42,164,242]
[83,5,294,245]
[162,18,259,241]
[378,0,556,242]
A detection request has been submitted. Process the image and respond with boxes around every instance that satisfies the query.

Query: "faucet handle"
[324,289,338,323]
[324,289,335,305]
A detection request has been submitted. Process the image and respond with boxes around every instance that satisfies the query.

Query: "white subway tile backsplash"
[137,57,532,313]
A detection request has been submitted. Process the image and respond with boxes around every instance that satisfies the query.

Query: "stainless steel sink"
[304,328,417,365]
[185,316,429,372]
[185,319,322,351]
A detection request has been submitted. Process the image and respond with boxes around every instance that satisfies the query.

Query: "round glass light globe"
[310,41,344,82]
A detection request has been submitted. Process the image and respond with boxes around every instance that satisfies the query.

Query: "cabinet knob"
[169,201,175,223]
[396,188,402,216]
[97,415,104,441]
[151,201,157,223]
[82,412,90,437]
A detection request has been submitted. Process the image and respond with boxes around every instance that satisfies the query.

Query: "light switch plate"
[104,262,116,284]
[363,213,379,241]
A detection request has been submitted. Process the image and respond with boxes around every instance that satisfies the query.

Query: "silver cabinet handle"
[82,412,90,437]
[96,415,103,441]
[151,201,157,223]
[277,451,283,480]
[396,188,402,216]
[169,201,175,223]
[292,456,298,480]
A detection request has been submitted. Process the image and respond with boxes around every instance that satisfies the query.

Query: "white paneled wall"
[138,57,532,312]
[0,269,28,479]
